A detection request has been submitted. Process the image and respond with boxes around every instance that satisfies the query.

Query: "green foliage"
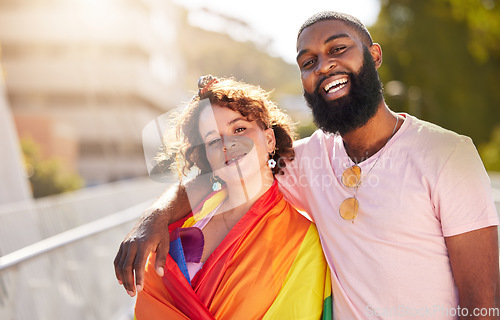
[21,138,84,198]
[297,122,318,139]
[444,0,500,62]
[371,0,500,144]
[479,125,500,172]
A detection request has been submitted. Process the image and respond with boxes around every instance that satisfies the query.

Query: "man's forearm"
[145,183,191,225]
[144,174,212,225]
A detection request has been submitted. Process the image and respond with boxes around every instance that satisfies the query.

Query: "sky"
[172,0,381,64]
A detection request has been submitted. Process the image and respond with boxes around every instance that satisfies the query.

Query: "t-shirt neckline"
[336,113,411,169]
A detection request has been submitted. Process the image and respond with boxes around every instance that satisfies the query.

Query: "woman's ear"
[264,128,276,153]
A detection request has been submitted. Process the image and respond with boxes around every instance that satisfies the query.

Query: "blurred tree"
[297,122,318,139]
[176,8,302,101]
[371,0,500,144]
[479,125,500,172]
[21,138,84,198]
[445,0,500,63]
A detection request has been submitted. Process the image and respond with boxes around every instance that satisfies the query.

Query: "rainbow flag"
[135,182,332,319]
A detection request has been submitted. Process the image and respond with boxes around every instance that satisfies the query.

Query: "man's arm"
[445,226,500,319]
[113,175,211,296]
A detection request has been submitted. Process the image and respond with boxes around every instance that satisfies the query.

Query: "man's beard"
[303,46,384,135]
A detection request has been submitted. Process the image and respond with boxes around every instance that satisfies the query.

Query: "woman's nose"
[222,138,237,151]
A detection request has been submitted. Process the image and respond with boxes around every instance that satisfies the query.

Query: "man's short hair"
[298,11,373,46]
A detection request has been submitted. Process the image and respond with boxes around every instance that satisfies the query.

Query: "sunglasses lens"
[341,165,361,187]
[339,197,359,221]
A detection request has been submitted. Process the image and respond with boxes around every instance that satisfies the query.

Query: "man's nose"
[315,57,336,75]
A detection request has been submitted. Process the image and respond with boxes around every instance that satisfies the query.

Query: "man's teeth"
[324,78,348,93]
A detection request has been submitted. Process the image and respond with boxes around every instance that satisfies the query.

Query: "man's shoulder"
[402,114,473,152]
[293,129,339,151]
[406,114,463,138]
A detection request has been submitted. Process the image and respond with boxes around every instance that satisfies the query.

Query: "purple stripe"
[178,227,204,263]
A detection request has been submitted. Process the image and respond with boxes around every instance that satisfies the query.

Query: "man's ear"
[370,43,383,69]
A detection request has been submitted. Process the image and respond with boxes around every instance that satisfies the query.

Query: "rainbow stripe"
[135,182,332,319]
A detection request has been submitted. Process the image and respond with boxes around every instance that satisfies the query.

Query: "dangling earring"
[268,149,276,169]
[211,172,222,191]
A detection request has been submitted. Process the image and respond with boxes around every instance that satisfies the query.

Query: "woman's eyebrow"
[203,117,247,140]
[204,130,218,140]
[228,117,247,125]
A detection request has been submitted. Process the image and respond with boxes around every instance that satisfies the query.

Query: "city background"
[0,0,499,319]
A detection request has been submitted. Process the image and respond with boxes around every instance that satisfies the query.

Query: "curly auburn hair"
[159,76,296,178]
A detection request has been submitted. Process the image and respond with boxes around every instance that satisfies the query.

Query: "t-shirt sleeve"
[276,138,311,213]
[433,137,499,237]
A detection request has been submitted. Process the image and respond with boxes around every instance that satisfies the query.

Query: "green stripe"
[322,295,333,320]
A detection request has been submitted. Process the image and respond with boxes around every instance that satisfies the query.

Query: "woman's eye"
[208,138,221,147]
[235,127,246,133]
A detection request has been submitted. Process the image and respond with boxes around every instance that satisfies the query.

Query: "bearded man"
[115,11,499,319]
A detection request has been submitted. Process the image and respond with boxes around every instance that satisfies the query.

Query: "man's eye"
[235,127,246,133]
[302,59,315,69]
[331,46,346,54]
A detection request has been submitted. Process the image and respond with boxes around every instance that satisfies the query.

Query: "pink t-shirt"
[277,114,498,319]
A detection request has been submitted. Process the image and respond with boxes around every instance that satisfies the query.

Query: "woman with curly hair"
[134,76,332,320]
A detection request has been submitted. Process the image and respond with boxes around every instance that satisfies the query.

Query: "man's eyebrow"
[296,33,351,62]
[296,49,309,62]
[324,33,350,45]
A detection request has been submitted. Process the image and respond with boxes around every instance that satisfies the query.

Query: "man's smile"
[318,75,350,101]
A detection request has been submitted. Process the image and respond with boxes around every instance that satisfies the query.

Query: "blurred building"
[0,80,32,204]
[0,0,185,186]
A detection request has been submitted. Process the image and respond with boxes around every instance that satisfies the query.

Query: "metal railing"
[0,177,499,320]
[0,177,168,256]
[0,177,172,320]
[0,200,151,320]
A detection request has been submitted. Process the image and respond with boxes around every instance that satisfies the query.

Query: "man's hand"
[113,178,210,297]
[114,206,171,297]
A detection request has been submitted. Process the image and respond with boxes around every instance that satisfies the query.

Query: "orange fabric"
[134,255,190,319]
[135,182,314,320]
